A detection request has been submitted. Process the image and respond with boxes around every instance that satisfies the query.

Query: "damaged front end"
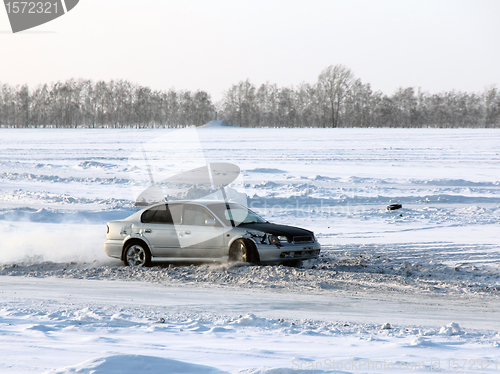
[241,229,321,264]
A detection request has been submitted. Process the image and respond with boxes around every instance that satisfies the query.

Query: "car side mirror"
[205,218,216,226]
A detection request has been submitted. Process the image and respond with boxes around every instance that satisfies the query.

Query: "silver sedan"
[104,200,321,266]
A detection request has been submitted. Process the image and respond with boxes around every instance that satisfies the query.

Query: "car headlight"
[268,234,288,245]
[268,234,279,245]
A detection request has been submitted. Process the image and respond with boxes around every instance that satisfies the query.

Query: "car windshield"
[207,202,267,226]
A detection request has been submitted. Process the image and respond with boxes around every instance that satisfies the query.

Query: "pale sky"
[1,0,499,101]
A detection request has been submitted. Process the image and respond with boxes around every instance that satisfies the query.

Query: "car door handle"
[144,229,152,233]
[184,231,191,235]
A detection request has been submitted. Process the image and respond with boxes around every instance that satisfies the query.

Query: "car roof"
[143,200,243,208]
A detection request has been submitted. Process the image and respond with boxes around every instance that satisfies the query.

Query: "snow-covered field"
[1,124,500,373]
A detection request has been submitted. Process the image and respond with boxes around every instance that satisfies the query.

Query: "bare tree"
[221,80,257,127]
[317,64,354,127]
[484,86,500,128]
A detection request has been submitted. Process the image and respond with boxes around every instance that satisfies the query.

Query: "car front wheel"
[229,239,248,262]
[229,239,259,264]
[124,243,151,267]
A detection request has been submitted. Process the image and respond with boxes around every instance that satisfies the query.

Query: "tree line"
[1,65,500,128]
[221,65,500,128]
[0,79,213,128]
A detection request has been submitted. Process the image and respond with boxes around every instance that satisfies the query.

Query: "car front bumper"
[256,242,321,264]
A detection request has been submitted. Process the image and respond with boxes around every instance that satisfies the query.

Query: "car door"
[141,204,182,257]
[179,204,225,259]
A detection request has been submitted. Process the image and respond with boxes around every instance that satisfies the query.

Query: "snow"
[45,355,228,374]
[2,277,500,373]
[1,127,500,373]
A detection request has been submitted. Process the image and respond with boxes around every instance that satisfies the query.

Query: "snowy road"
[2,276,500,373]
[2,276,500,330]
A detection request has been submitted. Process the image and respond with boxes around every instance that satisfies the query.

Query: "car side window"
[151,204,173,224]
[182,204,215,226]
[167,204,182,225]
[141,204,175,224]
[141,207,157,223]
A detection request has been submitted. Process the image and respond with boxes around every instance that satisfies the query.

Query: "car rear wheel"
[124,243,151,267]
